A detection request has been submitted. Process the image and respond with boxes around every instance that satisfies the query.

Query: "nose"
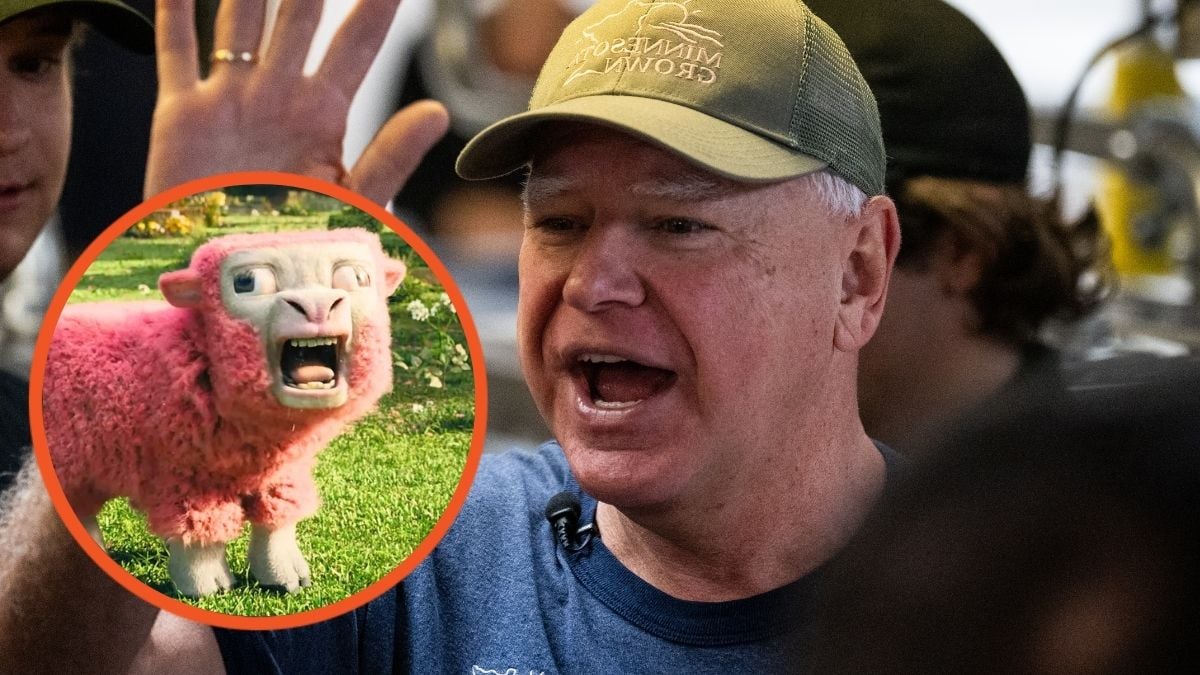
[562,225,646,312]
[0,92,32,155]
[278,289,349,324]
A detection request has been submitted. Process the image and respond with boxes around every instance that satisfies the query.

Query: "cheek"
[516,248,563,370]
[38,74,73,187]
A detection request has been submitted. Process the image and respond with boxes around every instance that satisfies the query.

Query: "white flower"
[407,299,430,321]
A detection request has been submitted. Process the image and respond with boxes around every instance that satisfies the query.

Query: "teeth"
[579,353,627,364]
[292,381,336,390]
[289,337,338,348]
[594,398,641,410]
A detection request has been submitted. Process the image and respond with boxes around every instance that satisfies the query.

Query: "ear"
[834,195,901,352]
[160,269,204,308]
[381,257,406,296]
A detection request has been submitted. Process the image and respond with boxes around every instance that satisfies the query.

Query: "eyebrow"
[522,170,740,211]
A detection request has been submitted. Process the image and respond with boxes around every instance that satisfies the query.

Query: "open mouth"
[281,337,344,391]
[576,353,676,410]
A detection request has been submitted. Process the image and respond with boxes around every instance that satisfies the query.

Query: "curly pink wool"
[44,229,398,546]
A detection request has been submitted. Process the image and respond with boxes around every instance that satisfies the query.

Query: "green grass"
[65,212,477,616]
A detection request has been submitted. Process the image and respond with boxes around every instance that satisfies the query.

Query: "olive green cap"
[457,0,886,195]
[0,0,154,53]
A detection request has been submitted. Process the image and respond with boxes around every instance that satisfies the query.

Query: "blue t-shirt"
[215,441,898,673]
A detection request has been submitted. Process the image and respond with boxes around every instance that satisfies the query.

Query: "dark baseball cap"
[456,0,886,196]
[1,0,154,53]
[806,0,1031,187]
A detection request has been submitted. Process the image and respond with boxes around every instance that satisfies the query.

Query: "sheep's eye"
[332,264,371,291]
[233,268,277,295]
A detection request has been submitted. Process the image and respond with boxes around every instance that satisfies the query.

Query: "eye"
[656,217,712,235]
[332,264,371,290]
[232,267,277,295]
[531,216,584,233]
[8,49,65,80]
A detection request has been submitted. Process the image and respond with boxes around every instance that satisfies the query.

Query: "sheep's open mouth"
[281,337,343,390]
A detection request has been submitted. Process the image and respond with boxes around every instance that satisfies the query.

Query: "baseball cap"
[456,0,886,196]
[0,0,154,53]
[807,0,1030,187]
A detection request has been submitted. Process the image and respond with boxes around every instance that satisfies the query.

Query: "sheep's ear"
[381,258,406,296]
[160,269,203,308]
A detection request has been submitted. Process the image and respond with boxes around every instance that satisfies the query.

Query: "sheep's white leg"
[80,514,104,548]
[167,540,234,597]
[248,523,311,592]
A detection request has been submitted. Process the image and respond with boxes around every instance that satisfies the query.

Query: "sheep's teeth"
[289,337,338,348]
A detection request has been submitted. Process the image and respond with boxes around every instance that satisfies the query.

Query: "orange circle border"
[29,171,488,631]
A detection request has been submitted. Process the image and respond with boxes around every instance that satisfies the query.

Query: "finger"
[211,0,269,68]
[155,0,199,92]
[315,0,402,101]
[348,100,450,207]
[260,0,324,76]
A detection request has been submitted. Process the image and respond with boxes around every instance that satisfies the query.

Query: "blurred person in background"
[0,0,153,487]
[809,365,1200,673]
[807,0,1106,453]
[395,0,588,262]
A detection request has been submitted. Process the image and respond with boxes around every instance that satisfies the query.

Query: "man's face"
[0,11,74,279]
[519,126,850,510]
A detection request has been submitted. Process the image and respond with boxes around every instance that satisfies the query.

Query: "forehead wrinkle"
[522,167,742,212]
[627,172,739,202]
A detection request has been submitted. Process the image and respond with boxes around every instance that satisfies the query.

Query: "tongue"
[290,364,334,384]
[592,362,672,403]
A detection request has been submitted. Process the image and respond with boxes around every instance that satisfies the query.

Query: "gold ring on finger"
[210,49,256,65]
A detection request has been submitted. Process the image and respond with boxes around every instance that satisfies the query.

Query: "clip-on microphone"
[544,491,595,552]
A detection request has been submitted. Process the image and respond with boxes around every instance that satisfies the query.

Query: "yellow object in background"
[1097,37,1185,276]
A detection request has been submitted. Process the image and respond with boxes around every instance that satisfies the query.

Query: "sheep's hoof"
[249,523,311,593]
[167,540,234,597]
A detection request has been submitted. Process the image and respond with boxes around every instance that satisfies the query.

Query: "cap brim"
[3,0,154,53]
[456,95,826,184]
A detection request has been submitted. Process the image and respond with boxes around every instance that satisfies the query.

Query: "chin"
[559,434,690,510]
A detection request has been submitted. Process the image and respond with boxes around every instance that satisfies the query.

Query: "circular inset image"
[30,173,486,629]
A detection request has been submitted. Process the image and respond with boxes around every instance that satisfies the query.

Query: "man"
[805,0,1104,452]
[2,0,898,672]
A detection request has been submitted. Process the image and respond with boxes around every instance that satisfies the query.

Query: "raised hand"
[145,0,449,205]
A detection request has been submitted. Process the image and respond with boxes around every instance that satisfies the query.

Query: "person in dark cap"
[0,0,153,489]
[807,0,1105,453]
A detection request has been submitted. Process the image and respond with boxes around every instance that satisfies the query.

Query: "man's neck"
[594,432,886,602]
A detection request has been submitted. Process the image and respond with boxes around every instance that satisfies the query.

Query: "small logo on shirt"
[565,0,725,86]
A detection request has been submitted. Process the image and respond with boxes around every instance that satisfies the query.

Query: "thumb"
[348,100,451,207]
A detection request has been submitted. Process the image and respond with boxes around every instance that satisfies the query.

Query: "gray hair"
[797,169,868,220]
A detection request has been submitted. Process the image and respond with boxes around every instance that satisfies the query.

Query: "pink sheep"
[43,228,405,596]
